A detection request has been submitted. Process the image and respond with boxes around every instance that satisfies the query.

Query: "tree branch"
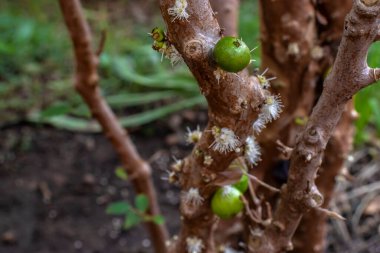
[58,1,169,252]
[251,1,380,252]
[159,0,264,252]
[209,0,240,36]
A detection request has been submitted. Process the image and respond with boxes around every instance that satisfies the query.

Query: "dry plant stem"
[247,174,280,194]
[292,1,354,252]
[293,102,355,253]
[209,0,239,36]
[159,0,264,252]
[252,1,380,252]
[58,1,169,252]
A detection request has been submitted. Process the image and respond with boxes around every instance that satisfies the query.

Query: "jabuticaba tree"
[60,0,380,253]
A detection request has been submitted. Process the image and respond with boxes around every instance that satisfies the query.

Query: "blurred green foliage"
[0,0,203,132]
[0,0,379,144]
[354,42,380,145]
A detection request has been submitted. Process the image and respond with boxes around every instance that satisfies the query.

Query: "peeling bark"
[58,1,169,252]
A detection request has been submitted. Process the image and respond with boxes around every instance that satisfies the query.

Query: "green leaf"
[113,58,198,91]
[106,91,178,108]
[135,194,149,212]
[27,113,100,132]
[369,98,380,134]
[106,201,130,215]
[115,167,128,180]
[118,96,206,127]
[40,103,71,118]
[124,210,142,229]
[152,215,165,225]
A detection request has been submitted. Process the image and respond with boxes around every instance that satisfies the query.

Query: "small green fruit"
[213,36,251,73]
[233,174,249,193]
[211,186,244,219]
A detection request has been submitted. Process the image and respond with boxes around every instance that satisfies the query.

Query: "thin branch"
[316,207,346,221]
[241,195,262,224]
[96,29,107,56]
[276,140,293,160]
[58,1,168,252]
[253,1,380,252]
[209,0,240,36]
[247,174,280,193]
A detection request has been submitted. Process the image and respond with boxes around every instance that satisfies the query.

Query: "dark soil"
[0,117,200,253]
[0,116,379,253]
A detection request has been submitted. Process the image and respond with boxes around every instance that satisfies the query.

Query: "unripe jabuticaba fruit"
[213,36,250,73]
[211,186,244,219]
[233,174,249,193]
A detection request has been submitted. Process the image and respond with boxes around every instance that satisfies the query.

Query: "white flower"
[203,155,213,166]
[168,0,189,22]
[223,246,244,253]
[213,67,226,84]
[172,157,183,172]
[186,237,204,253]
[252,116,267,134]
[163,45,183,66]
[260,94,283,123]
[186,126,202,144]
[182,188,204,207]
[210,126,240,154]
[221,185,235,197]
[256,68,276,89]
[245,136,261,166]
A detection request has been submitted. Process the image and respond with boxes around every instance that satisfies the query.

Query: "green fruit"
[211,186,244,219]
[213,36,251,73]
[233,174,249,193]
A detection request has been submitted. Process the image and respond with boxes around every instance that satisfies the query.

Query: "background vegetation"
[0,0,379,144]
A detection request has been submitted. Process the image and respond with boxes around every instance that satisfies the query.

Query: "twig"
[96,29,107,56]
[241,195,262,224]
[247,174,280,193]
[58,1,168,252]
[275,140,293,160]
[316,207,346,221]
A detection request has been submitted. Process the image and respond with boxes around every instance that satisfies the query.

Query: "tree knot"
[184,39,205,59]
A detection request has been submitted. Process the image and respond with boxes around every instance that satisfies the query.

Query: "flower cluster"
[163,44,183,66]
[256,68,276,89]
[186,237,204,253]
[168,0,189,22]
[260,95,283,123]
[210,126,240,154]
[252,116,266,134]
[185,126,202,144]
[182,188,204,207]
[244,136,261,166]
[252,94,283,134]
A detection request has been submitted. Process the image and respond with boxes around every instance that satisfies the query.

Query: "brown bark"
[291,1,354,252]
[256,0,354,252]
[159,0,265,252]
[293,102,356,253]
[251,1,380,252]
[58,1,169,252]
[210,0,239,36]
